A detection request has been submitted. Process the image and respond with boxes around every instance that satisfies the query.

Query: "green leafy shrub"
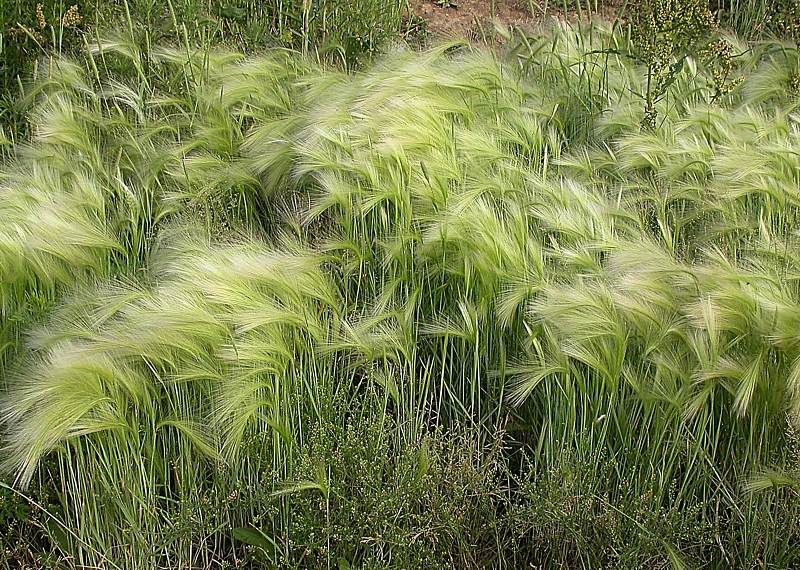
[269,411,505,568]
[0,1,87,136]
[0,2,85,89]
[769,0,800,41]
[0,468,60,570]
[507,447,716,568]
[627,0,723,128]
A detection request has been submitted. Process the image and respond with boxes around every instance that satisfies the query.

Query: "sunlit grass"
[1,19,800,568]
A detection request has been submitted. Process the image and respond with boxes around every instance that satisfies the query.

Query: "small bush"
[259,408,506,568]
[0,468,59,569]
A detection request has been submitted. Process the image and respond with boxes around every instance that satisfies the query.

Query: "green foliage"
[0,2,86,89]
[769,0,800,42]
[715,0,800,41]
[262,0,410,66]
[627,0,721,128]
[0,0,410,142]
[0,1,87,137]
[507,447,717,568]
[1,19,800,569]
[274,411,504,568]
[0,468,60,569]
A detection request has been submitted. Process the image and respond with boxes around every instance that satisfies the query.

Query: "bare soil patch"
[408,0,622,40]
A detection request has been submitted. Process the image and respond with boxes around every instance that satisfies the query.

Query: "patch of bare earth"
[408,0,623,41]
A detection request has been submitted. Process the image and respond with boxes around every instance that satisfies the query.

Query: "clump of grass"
[715,0,800,40]
[1,20,800,568]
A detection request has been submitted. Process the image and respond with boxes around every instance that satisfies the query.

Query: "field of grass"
[0,0,414,142]
[2,2,800,568]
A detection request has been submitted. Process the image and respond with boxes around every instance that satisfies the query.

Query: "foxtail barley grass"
[1,18,800,568]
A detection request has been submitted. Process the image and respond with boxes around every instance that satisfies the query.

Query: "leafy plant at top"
[627,0,725,129]
[1,3,85,85]
[0,2,86,137]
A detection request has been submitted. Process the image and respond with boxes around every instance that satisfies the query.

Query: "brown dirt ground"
[407,0,623,41]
